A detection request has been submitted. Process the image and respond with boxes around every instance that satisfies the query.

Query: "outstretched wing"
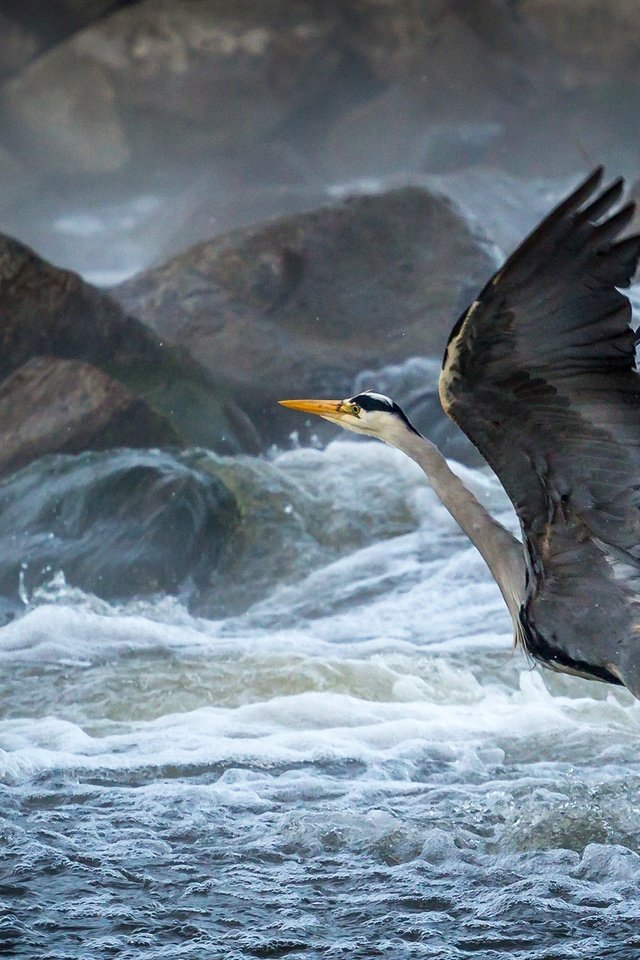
[440,168,640,574]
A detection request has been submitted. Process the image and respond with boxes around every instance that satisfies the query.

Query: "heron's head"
[278,390,420,443]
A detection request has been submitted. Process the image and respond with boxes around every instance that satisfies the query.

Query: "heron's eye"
[349,403,361,417]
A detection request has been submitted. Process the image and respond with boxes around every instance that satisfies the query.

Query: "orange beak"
[278,398,347,420]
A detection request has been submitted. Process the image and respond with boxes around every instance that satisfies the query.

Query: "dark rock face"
[0,357,178,478]
[0,232,262,455]
[114,187,494,442]
[0,448,239,602]
[0,232,150,378]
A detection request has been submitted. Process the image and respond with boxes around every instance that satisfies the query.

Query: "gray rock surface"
[0,13,38,83]
[521,0,640,86]
[0,2,129,83]
[2,0,640,279]
[0,231,261,457]
[1,0,344,175]
[113,186,495,442]
[0,357,178,478]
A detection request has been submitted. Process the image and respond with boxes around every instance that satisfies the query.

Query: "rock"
[0,448,239,602]
[6,0,640,283]
[344,0,447,83]
[347,0,541,89]
[113,186,494,443]
[324,2,553,180]
[0,3,129,82]
[0,13,39,82]
[153,162,331,268]
[0,232,146,375]
[324,0,640,180]
[325,84,509,180]
[0,231,262,454]
[0,357,179,478]
[2,0,346,175]
[520,0,640,87]
[3,49,129,175]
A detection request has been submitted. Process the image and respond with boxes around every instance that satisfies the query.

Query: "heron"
[279,168,640,697]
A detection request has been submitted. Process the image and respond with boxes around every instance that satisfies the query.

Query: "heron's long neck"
[384,425,526,620]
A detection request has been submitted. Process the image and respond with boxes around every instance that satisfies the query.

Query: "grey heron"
[280,168,640,697]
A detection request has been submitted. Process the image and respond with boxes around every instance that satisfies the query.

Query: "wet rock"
[189,441,426,618]
[0,357,179,478]
[0,231,262,454]
[0,232,149,377]
[0,449,239,602]
[113,186,494,443]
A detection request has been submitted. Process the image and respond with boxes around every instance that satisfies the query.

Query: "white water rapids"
[2,437,640,958]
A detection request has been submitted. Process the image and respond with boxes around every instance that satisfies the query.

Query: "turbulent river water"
[3,432,640,959]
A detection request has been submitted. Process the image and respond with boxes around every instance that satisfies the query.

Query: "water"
[2,437,640,958]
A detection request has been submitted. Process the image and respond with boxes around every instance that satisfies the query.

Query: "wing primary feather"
[575,177,624,225]
[478,167,605,295]
[439,166,640,690]
[589,203,636,247]
[544,166,605,223]
[595,234,640,286]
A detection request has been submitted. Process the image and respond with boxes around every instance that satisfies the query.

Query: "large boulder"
[0,0,351,277]
[0,232,261,454]
[4,0,640,280]
[0,357,178,478]
[521,0,640,87]
[0,4,129,84]
[0,448,239,604]
[325,1,545,179]
[113,186,495,442]
[1,0,345,176]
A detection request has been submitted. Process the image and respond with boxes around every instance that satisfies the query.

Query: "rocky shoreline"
[0,0,637,607]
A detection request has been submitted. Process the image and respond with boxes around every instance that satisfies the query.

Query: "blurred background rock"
[3,0,640,277]
[1,0,639,472]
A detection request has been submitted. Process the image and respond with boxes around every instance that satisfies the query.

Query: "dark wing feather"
[440,168,640,582]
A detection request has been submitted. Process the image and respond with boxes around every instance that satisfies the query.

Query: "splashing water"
[2,438,640,959]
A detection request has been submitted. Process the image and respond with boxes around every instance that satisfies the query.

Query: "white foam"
[1,658,638,785]
[2,439,637,805]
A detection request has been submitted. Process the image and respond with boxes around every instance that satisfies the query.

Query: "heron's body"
[281,168,640,698]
